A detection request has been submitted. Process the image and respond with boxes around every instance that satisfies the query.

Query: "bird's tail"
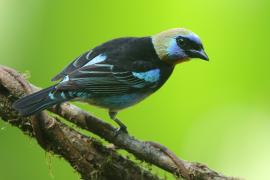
[13,85,70,116]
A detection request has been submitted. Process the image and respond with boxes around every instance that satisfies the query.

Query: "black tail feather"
[13,85,65,116]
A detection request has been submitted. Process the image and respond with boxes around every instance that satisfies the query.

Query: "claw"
[114,126,128,137]
[109,111,129,136]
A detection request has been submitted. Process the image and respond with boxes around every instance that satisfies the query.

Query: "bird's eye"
[176,37,188,49]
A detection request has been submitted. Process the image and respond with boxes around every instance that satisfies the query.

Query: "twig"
[0,65,240,180]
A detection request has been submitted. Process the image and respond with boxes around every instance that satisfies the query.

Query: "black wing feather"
[51,37,154,81]
[56,63,157,95]
[51,37,166,96]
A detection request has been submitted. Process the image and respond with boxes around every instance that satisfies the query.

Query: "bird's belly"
[84,93,151,111]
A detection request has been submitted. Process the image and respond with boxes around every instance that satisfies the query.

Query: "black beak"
[187,49,209,61]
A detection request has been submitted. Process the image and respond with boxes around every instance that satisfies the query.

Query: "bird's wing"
[55,62,160,95]
[51,37,133,82]
[51,50,105,81]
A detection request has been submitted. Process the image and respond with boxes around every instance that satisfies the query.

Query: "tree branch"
[0,65,160,180]
[0,65,240,180]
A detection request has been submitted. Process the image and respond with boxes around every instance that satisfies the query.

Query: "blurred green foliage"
[1,0,270,179]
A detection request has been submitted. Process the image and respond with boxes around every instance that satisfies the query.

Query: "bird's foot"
[114,125,128,137]
[109,111,128,136]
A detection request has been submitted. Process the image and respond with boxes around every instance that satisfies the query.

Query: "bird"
[13,28,209,134]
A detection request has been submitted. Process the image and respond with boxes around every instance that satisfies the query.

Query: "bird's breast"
[84,92,152,111]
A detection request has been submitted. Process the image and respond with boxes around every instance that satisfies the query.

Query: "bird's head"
[152,28,209,65]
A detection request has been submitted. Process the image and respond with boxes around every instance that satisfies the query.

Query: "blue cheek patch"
[132,69,160,83]
[167,39,183,57]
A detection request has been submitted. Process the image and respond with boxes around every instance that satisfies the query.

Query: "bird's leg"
[109,111,128,134]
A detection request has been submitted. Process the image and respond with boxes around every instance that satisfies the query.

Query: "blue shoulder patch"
[132,69,160,83]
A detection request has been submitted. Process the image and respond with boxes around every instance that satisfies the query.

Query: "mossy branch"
[0,65,239,180]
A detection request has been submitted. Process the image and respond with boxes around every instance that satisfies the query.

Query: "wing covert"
[56,63,160,95]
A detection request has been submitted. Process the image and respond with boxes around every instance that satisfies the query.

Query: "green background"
[1,0,270,179]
